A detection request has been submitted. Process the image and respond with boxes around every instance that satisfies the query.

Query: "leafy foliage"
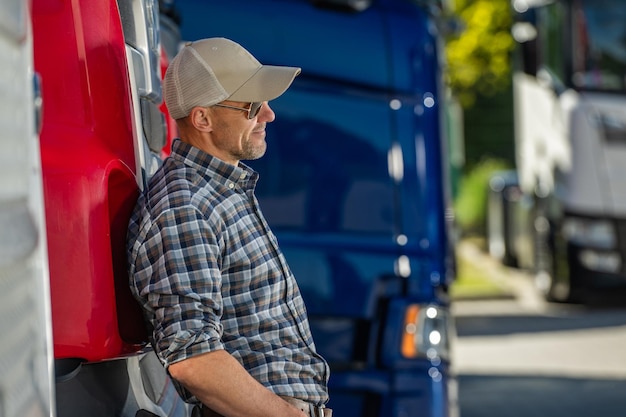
[444,0,515,108]
[454,158,511,235]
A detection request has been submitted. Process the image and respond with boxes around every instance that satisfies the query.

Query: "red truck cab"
[31,0,186,415]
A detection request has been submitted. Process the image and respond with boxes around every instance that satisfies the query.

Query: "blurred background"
[439,1,626,416]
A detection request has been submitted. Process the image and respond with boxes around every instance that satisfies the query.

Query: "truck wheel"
[533,215,568,302]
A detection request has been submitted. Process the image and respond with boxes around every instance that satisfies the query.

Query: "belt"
[280,396,332,417]
[198,397,332,417]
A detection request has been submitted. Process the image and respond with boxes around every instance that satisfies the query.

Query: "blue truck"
[175,1,458,416]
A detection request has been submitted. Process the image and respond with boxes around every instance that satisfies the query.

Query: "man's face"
[210,101,275,163]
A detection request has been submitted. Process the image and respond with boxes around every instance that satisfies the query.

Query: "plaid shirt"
[127,139,329,405]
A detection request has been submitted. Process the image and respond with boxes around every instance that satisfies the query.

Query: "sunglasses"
[213,101,264,119]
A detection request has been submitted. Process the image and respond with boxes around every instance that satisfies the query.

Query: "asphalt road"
[452,296,626,417]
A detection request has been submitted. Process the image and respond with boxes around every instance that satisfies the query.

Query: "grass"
[450,238,514,300]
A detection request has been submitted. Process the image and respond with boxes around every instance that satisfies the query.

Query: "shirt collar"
[170,139,258,191]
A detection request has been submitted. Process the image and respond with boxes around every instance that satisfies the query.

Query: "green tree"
[445,0,515,108]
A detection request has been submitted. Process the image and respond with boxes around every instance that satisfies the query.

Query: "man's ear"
[189,106,212,132]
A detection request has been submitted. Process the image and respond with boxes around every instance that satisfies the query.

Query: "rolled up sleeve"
[131,205,225,367]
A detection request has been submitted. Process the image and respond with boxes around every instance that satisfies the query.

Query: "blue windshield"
[572,0,626,91]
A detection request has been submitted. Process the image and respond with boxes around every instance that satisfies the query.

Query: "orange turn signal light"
[401,304,420,358]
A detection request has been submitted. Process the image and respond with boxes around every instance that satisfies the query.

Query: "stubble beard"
[238,134,267,161]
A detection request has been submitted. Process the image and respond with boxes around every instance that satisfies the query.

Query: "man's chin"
[241,145,267,161]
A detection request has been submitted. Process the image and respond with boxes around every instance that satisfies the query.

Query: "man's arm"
[168,349,307,417]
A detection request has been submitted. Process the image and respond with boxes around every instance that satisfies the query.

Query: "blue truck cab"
[175,0,457,416]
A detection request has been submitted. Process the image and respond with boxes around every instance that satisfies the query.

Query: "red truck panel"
[33,0,147,361]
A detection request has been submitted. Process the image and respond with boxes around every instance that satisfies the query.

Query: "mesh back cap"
[164,38,302,119]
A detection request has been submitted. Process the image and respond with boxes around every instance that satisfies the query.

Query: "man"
[127,38,330,417]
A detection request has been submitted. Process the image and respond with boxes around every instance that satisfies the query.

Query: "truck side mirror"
[512,22,539,76]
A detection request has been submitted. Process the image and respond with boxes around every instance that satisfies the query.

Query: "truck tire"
[533,214,580,303]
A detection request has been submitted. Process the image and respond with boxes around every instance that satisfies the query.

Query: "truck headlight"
[579,250,621,273]
[401,304,450,361]
[562,217,616,249]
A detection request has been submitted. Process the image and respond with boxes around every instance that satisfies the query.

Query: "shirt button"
[240,172,247,179]
[228,182,235,189]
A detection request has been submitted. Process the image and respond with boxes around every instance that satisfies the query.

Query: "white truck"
[0,1,55,415]
[511,0,626,302]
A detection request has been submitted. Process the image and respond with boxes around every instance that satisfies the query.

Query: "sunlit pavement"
[453,299,626,379]
[451,243,626,417]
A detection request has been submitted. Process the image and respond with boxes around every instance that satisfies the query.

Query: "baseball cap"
[163,37,302,119]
